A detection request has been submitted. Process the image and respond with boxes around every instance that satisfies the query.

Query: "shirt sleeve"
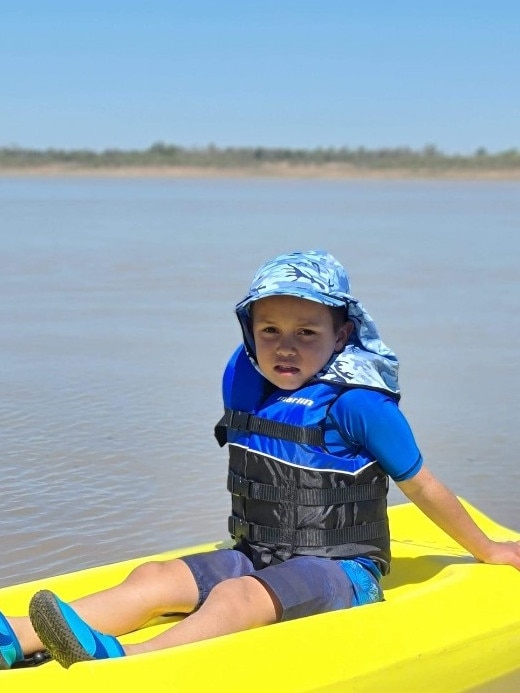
[328,389,423,482]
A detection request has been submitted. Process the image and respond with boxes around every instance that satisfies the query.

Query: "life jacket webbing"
[215,408,324,447]
[228,516,388,546]
[227,470,387,504]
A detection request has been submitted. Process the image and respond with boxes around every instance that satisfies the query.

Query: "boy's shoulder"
[335,387,399,408]
[330,386,404,429]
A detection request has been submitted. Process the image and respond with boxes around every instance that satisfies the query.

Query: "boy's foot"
[28,590,124,669]
[0,612,23,669]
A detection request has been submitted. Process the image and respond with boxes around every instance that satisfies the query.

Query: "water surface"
[1,176,518,587]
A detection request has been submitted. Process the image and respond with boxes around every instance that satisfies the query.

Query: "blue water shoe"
[0,612,23,670]
[28,590,124,669]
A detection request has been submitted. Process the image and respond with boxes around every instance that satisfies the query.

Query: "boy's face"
[251,295,352,390]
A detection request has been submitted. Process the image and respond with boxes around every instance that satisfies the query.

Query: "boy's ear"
[335,321,354,351]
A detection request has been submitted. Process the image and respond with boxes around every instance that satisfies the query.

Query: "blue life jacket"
[215,346,391,573]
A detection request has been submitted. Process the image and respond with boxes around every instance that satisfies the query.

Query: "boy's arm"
[397,465,520,571]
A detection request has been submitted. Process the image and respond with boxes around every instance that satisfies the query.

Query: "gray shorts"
[181,548,355,622]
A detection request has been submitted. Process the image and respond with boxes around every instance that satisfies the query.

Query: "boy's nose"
[276,336,296,356]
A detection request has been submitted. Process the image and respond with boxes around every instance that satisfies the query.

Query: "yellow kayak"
[2,499,519,692]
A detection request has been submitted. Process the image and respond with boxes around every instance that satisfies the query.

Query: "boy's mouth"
[274,364,299,374]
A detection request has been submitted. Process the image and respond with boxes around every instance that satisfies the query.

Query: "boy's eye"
[257,326,317,337]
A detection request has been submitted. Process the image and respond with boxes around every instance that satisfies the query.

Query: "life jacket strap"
[227,470,387,505]
[215,408,324,448]
[228,516,388,546]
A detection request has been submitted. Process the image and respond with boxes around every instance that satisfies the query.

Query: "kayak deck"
[2,498,519,692]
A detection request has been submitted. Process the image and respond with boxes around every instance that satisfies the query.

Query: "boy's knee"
[126,559,181,586]
[208,576,244,600]
[209,576,281,623]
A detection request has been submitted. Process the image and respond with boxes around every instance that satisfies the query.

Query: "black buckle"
[228,410,251,431]
[228,516,251,539]
[228,473,252,498]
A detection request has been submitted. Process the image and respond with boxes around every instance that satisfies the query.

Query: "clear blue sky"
[2,0,519,153]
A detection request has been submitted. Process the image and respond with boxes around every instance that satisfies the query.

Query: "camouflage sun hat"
[235,250,400,395]
[235,249,351,311]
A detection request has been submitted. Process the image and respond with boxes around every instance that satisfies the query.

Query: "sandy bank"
[1,163,520,181]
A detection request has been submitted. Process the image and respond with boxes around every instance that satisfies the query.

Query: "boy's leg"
[28,573,279,667]
[125,574,281,656]
[69,557,200,633]
[28,548,261,667]
[9,557,199,656]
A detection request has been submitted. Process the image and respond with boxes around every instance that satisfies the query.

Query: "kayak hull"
[2,499,519,692]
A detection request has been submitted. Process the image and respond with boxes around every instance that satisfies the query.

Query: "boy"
[2,250,519,670]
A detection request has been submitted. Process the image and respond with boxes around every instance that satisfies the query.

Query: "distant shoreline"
[1,163,520,180]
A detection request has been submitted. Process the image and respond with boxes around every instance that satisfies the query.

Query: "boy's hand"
[480,540,520,571]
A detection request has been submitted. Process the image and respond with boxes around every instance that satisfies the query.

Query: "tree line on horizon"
[1,143,519,171]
